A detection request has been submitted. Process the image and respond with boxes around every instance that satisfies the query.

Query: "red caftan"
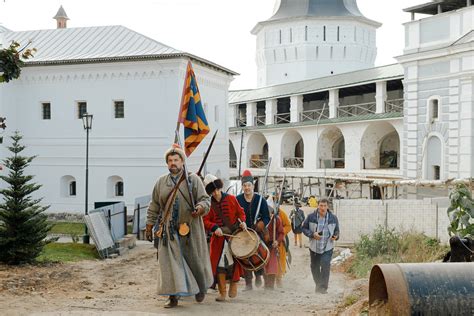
[203,193,246,282]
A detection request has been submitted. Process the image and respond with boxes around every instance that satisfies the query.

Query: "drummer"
[236,170,271,291]
[203,174,247,302]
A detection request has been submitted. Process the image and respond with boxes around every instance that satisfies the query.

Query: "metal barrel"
[369,263,474,315]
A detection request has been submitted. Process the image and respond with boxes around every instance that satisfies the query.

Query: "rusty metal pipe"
[369,263,474,315]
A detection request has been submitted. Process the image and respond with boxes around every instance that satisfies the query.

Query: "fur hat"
[241,169,254,185]
[204,174,224,195]
[164,144,186,161]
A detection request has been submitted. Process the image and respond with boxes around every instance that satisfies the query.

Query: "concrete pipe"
[369,263,474,315]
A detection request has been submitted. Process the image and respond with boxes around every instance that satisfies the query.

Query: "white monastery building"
[228,0,474,198]
[0,0,473,212]
[0,6,236,212]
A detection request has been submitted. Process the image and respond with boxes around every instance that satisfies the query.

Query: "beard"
[168,166,182,175]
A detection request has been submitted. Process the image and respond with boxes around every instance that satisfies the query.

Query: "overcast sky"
[0,0,426,90]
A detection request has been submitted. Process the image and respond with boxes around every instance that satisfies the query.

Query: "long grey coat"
[147,172,212,296]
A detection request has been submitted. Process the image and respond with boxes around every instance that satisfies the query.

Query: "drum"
[229,228,269,271]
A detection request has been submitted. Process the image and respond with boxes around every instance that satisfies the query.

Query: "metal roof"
[0,25,11,33]
[229,64,404,104]
[3,25,238,75]
[53,5,69,20]
[270,0,365,20]
[252,0,381,30]
[403,0,470,15]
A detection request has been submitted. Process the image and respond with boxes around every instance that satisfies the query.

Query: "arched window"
[115,181,124,197]
[107,176,124,198]
[423,134,443,180]
[60,175,77,197]
[69,181,76,196]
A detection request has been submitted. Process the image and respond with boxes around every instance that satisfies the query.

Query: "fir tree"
[0,132,51,264]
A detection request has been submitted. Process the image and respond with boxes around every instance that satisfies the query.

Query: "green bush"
[347,226,448,278]
[355,227,401,258]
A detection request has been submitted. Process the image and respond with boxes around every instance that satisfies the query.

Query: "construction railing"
[283,157,304,168]
[254,115,266,126]
[274,113,291,124]
[338,102,376,118]
[249,158,269,169]
[300,108,329,122]
[235,118,247,127]
[385,98,404,113]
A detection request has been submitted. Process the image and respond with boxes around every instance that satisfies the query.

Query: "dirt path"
[0,244,359,316]
[0,208,360,316]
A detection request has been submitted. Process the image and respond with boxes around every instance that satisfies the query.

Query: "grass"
[37,243,100,263]
[48,222,85,235]
[49,221,134,235]
[346,226,448,278]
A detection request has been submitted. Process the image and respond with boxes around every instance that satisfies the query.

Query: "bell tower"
[253,0,381,87]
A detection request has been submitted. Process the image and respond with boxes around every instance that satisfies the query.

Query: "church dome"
[269,0,365,21]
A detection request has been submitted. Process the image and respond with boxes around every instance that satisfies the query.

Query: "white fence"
[333,199,451,244]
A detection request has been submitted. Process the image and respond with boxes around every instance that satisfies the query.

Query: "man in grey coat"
[146,145,213,308]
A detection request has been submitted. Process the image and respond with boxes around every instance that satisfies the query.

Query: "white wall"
[0,59,233,213]
[334,199,451,244]
[255,19,378,87]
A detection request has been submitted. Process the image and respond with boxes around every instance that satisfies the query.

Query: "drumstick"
[238,218,256,241]
[222,233,242,239]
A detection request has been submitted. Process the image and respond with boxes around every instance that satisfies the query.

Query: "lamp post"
[82,113,93,244]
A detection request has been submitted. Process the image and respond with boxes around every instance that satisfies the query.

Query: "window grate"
[114,101,124,119]
[42,103,51,120]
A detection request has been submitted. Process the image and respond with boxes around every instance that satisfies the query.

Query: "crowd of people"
[146,145,340,308]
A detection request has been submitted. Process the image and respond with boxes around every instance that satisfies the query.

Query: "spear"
[196,130,218,177]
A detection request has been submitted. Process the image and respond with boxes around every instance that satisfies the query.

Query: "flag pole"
[175,60,192,143]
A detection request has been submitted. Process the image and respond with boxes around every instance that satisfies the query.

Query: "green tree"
[0,41,36,83]
[447,183,474,238]
[0,132,51,264]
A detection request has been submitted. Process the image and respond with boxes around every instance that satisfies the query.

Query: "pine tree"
[0,131,51,264]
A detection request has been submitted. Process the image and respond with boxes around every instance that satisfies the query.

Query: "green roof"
[230,112,403,132]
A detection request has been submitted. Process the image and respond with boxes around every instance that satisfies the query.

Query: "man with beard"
[146,144,213,308]
[236,170,271,290]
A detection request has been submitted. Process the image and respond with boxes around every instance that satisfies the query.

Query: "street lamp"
[82,113,93,244]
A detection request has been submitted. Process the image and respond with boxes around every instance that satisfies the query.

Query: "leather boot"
[215,273,226,302]
[228,281,238,298]
[243,273,253,291]
[264,274,275,290]
[164,295,178,308]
